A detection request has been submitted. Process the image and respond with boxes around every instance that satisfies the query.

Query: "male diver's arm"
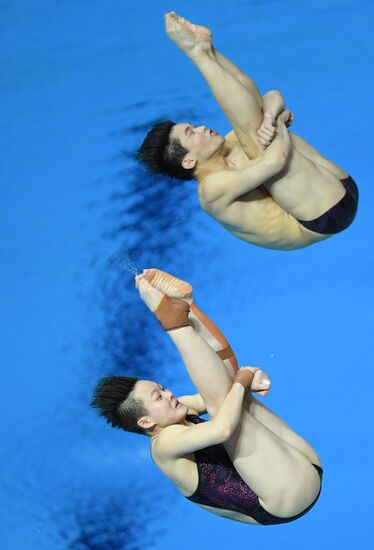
[262,90,286,119]
[204,114,292,206]
[258,91,289,148]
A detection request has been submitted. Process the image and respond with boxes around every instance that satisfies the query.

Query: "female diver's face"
[134,380,187,433]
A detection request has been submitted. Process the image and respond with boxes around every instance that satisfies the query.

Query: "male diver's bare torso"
[198,130,349,250]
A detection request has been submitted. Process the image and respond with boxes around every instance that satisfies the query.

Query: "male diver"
[137,13,358,251]
[92,269,323,525]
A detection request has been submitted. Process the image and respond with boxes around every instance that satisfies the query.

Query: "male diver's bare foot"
[165,12,213,58]
[136,268,193,303]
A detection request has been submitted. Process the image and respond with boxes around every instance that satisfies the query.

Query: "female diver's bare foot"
[136,269,237,372]
[165,12,213,57]
[137,278,165,312]
[136,268,193,302]
[136,277,190,332]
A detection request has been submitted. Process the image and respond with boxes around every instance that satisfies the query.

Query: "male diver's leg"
[289,132,348,179]
[165,13,264,158]
[213,48,263,107]
[211,50,287,149]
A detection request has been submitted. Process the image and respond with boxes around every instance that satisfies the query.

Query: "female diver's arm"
[155,370,256,459]
[177,393,207,415]
[155,383,246,459]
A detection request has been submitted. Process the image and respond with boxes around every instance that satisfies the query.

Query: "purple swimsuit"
[185,415,323,525]
[298,175,358,235]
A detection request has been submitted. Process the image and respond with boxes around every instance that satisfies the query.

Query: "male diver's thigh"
[289,132,348,179]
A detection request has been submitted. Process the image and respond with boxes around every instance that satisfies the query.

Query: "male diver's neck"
[196,152,229,181]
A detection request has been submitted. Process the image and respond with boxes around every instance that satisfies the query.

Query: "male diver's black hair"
[91,376,149,436]
[136,120,195,181]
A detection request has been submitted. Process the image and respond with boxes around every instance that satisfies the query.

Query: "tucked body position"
[137,13,358,251]
[92,269,323,525]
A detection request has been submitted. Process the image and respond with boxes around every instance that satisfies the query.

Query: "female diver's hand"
[233,367,256,389]
[234,366,271,397]
[250,367,271,397]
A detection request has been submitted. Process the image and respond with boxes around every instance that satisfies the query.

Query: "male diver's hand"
[279,108,294,128]
[257,112,277,149]
[257,109,294,148]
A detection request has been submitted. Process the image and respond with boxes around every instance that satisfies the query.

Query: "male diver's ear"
[182,157,197,170]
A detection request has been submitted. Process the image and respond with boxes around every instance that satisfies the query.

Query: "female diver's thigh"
[224,409,321,517]
[244,395,321,466]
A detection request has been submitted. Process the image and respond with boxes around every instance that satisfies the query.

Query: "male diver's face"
[171,122,225,170]
[134,380,187,432]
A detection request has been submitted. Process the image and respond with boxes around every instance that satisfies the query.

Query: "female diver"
[92,269,322,525]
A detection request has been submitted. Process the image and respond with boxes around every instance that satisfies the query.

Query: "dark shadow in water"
[60,483,165,550]
[72,109,207,548]
[95,166,197,382]
[94,109,208,383]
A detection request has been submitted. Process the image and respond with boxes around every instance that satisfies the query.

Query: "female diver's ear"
[138,416,155,431]
[182,157,197,170]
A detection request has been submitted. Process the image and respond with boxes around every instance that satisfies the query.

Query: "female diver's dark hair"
[136,120,195,181]
[91,376,149,435]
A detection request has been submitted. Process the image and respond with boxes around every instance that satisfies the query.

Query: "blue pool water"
[1,0,373,548]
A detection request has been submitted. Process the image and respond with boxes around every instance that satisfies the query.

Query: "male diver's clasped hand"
[257,108,294,149]
[234,366,271,397]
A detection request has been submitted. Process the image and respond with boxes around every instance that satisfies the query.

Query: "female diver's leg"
[137,278,233,412]
[138,269,238,374]
[137,279,320,517]
[224,404,322,518]
[167,314,321,517]
[138,269,318,464]
[138,269,317,463]
[246,396,321,466]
